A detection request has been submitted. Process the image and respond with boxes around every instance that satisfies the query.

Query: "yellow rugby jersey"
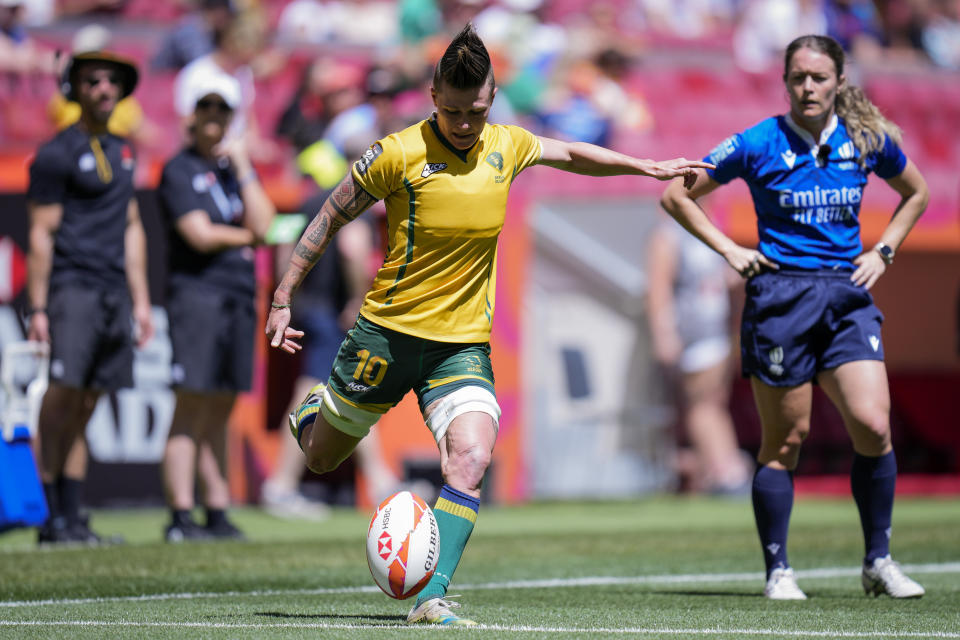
[351,117,542,343]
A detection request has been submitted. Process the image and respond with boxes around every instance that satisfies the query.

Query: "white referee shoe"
[862,555,925,598]
[764,567,808,600]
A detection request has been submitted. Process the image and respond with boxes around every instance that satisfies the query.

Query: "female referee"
[661,34,928,600]
[266,23,712,626]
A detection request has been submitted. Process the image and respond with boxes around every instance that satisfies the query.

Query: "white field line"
[0,621,958,638]
[1,561,958,610]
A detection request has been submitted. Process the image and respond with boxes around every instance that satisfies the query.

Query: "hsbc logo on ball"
[377,531,393,561]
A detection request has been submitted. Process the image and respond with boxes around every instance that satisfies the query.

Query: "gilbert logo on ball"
[366,491,439,599]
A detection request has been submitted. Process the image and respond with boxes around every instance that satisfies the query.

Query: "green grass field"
[1,496,958,639]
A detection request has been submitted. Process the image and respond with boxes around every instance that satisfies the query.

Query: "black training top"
[158,147,254,299]
[27,124,135,289]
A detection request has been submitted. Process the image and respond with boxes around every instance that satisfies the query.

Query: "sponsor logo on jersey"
[708,135,738,164]
[420,162,447,178]
[78,152,96,172]
[355,143,384,176]
[781,149,797,169]
[485,151,504,172]
[778,185,862,208]
[768,346,784,377]
[869,335,880,352]
[347,381,372,392]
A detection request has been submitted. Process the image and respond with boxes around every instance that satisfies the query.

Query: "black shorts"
[741,269,884,387]
[167,287,254,393]
[48,285,134,390]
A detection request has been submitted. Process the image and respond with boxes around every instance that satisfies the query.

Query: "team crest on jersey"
[355,143,384,176]
[485,152,504,172]
[781,149,797,169]
[421,162,447,178]
[121,145,135,170]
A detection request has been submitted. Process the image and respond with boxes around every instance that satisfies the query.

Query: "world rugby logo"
[768,346,784,376]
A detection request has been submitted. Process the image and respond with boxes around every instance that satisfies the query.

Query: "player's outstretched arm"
[536,136,714,188]
[266,173,377,353]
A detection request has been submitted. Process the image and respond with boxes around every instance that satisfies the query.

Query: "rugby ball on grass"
[366,491,439,599]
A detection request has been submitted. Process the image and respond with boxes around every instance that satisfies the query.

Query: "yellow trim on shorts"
[425,374,493,391]
[434,497,478,523]
[328,388,393,414]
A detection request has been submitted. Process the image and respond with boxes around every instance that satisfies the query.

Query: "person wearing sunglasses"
[26,50,154,545]
[157,73,275,542]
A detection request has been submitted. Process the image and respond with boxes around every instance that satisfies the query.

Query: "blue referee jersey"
[704,114,906,270]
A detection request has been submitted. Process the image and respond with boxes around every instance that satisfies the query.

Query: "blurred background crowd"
[1,0,959,207]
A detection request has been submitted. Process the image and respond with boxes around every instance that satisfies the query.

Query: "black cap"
[62,51,139,101]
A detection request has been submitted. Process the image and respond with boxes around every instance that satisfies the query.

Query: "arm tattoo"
[280,175,378,295]
[330,177,376,222]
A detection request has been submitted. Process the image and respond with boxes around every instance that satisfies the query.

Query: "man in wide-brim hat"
[62,50,139,102]
[26,48,154,546]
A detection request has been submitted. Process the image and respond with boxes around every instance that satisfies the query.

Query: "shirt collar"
[785,112,837,155]
[428,114,477,163]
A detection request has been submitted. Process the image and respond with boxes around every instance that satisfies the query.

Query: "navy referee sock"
[752,466,794,577]
[851,450,896,564]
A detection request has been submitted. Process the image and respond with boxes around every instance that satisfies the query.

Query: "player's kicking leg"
[407,391,498,626]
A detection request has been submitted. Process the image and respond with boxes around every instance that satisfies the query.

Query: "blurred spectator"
[276,58,366,189]
[825,0,885,62]
[398,0,442,43]
[151,0,237,72]
[922,0,960,68]
[27,51,153,545]
[877,0,929,62]
[639,0,736,39]
[276,58,364,153]
[645,219,752,495]
[275,0,340,45]
[49,24,162,151]
[538,60,612,146]
[174,8,279,162]
[473,0,566,116]
[0,0,57,75]
[56,0,128,16]
[733,0,827,73]
[5,0,54,26]
[590,47,654,137]
[275,0,397,47]
[158,72,275,541]
[537,49,654,147]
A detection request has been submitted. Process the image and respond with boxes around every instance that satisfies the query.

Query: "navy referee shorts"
[740,269,885,387]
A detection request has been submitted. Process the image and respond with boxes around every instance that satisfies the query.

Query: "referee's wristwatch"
[874,242,895,265]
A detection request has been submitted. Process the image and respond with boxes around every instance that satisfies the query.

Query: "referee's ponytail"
[784,35,902,169]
